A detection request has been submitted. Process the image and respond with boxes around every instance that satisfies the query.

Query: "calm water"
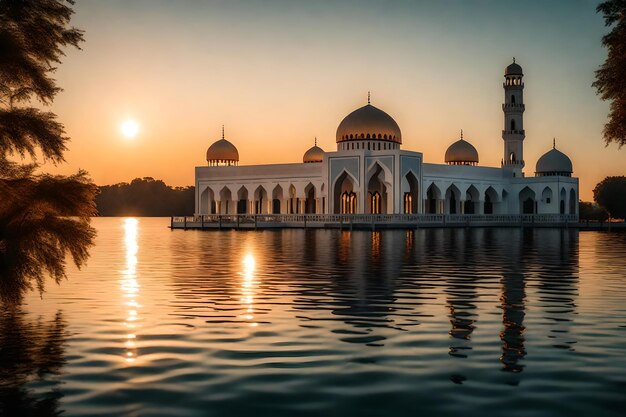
[1,218,626,417]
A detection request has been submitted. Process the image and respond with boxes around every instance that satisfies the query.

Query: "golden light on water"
[121,218,141,363]
[241,253,257,327]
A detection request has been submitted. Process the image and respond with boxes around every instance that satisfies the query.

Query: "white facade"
[195,61,579,218]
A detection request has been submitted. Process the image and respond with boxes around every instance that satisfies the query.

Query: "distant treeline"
[96,178,194,216]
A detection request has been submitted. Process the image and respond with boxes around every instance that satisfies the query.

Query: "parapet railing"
[171,213,579,228]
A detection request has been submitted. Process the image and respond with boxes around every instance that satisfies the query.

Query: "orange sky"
[36,0,624,201]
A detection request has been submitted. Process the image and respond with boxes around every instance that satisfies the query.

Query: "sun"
[121,119,139,138]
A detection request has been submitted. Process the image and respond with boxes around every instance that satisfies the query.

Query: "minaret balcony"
[502,103,525,111]
[502,129,525,137]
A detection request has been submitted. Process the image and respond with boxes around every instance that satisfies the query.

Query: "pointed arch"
[304,182,316,214]
[333,171,357,214]
[271,184,284,214]
[464,184,480,214]
[519,186,536,214]
[484,186,499,214]
[366,162,392,214]
[445,184,461,214]
[425,182,442,214]
[237,186,249,214]
[199,186,215,214]
[219,186,233,214]
[403,170,419,214]
[560,187,567,214]
[253,185,268,214]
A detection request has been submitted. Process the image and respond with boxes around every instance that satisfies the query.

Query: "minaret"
[502,58,525,177]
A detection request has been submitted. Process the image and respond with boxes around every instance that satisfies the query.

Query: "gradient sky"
[44,0,621,200]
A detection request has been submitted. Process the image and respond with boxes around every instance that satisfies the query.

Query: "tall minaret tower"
[502,58,525,177]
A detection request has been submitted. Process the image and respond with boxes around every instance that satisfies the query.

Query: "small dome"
[535,145,572,177]
[336,103,402,144]
[303,144,324,163]
[206,138,239,165]
[445,135,479,165]
[505,60,523,76]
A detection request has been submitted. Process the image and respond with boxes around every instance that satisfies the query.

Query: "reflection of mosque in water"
[167,225,578,376]
[288,227,579,371]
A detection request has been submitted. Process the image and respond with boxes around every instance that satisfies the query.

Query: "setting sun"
[121,119,139,139]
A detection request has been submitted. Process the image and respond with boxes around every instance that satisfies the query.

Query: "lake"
[1,218,625,416]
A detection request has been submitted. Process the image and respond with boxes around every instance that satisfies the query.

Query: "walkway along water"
[169,213,591,230]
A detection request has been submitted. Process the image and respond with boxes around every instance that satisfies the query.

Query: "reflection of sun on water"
[241,253,257,327]
[121,218,141,363]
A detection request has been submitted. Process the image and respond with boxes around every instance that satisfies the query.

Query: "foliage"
[593,176,626,220]
[0,0,97,304]
[96,178,194,216]
[578,201,609,221]
[593,0,626,147]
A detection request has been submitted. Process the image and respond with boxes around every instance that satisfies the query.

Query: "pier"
[170,213,581,230]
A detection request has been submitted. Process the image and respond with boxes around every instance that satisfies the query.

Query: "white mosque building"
[194,61,579,221]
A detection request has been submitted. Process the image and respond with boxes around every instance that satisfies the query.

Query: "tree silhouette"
[593,176,626,220]
[96,177,195,216]
[593,1,626,147]
[0,0,97,304]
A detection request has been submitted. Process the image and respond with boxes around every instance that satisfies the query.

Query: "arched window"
[511,94,516,104]
[510,119,516,131]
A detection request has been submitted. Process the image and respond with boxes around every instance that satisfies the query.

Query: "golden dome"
[303,143,324,163]
[445,134,479,165]
[206,138,239,165]
[336,103,402,144]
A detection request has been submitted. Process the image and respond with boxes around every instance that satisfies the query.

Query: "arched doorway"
[367,163,389,214]
[519,187,536,214]
[426,184,441,214]
[254,186,268,214]
[445,185,461,214]
[305,183,316,214]
[200,187,215,214]
[403,171,419,214]
[560,188,566,214]
[464,185,480,214]
[484,187,498,214]
[237,186,249,214]
[219,186,232,214]
[271,185,283,214]
[333,171,356,214]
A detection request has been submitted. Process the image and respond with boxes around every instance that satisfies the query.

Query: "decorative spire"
[553,137,556,149]
[314,136,317,146]
[221,125,225,140]
[367,91,371,105]
[460,129,463,139]
[513,57,516,63]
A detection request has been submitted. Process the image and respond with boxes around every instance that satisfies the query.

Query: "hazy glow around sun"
[121,119,140,138]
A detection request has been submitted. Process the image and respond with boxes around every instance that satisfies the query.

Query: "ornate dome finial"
[367,91,371,105]
[513,57,516,64]
[553,137,556,149]
[314,136,317,146]
[221,124,225,140]
[460,129,463,139]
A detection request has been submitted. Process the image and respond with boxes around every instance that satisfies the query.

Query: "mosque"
[194,60,579,220]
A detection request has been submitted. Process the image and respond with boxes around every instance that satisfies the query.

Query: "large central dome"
[336,104,402,144]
